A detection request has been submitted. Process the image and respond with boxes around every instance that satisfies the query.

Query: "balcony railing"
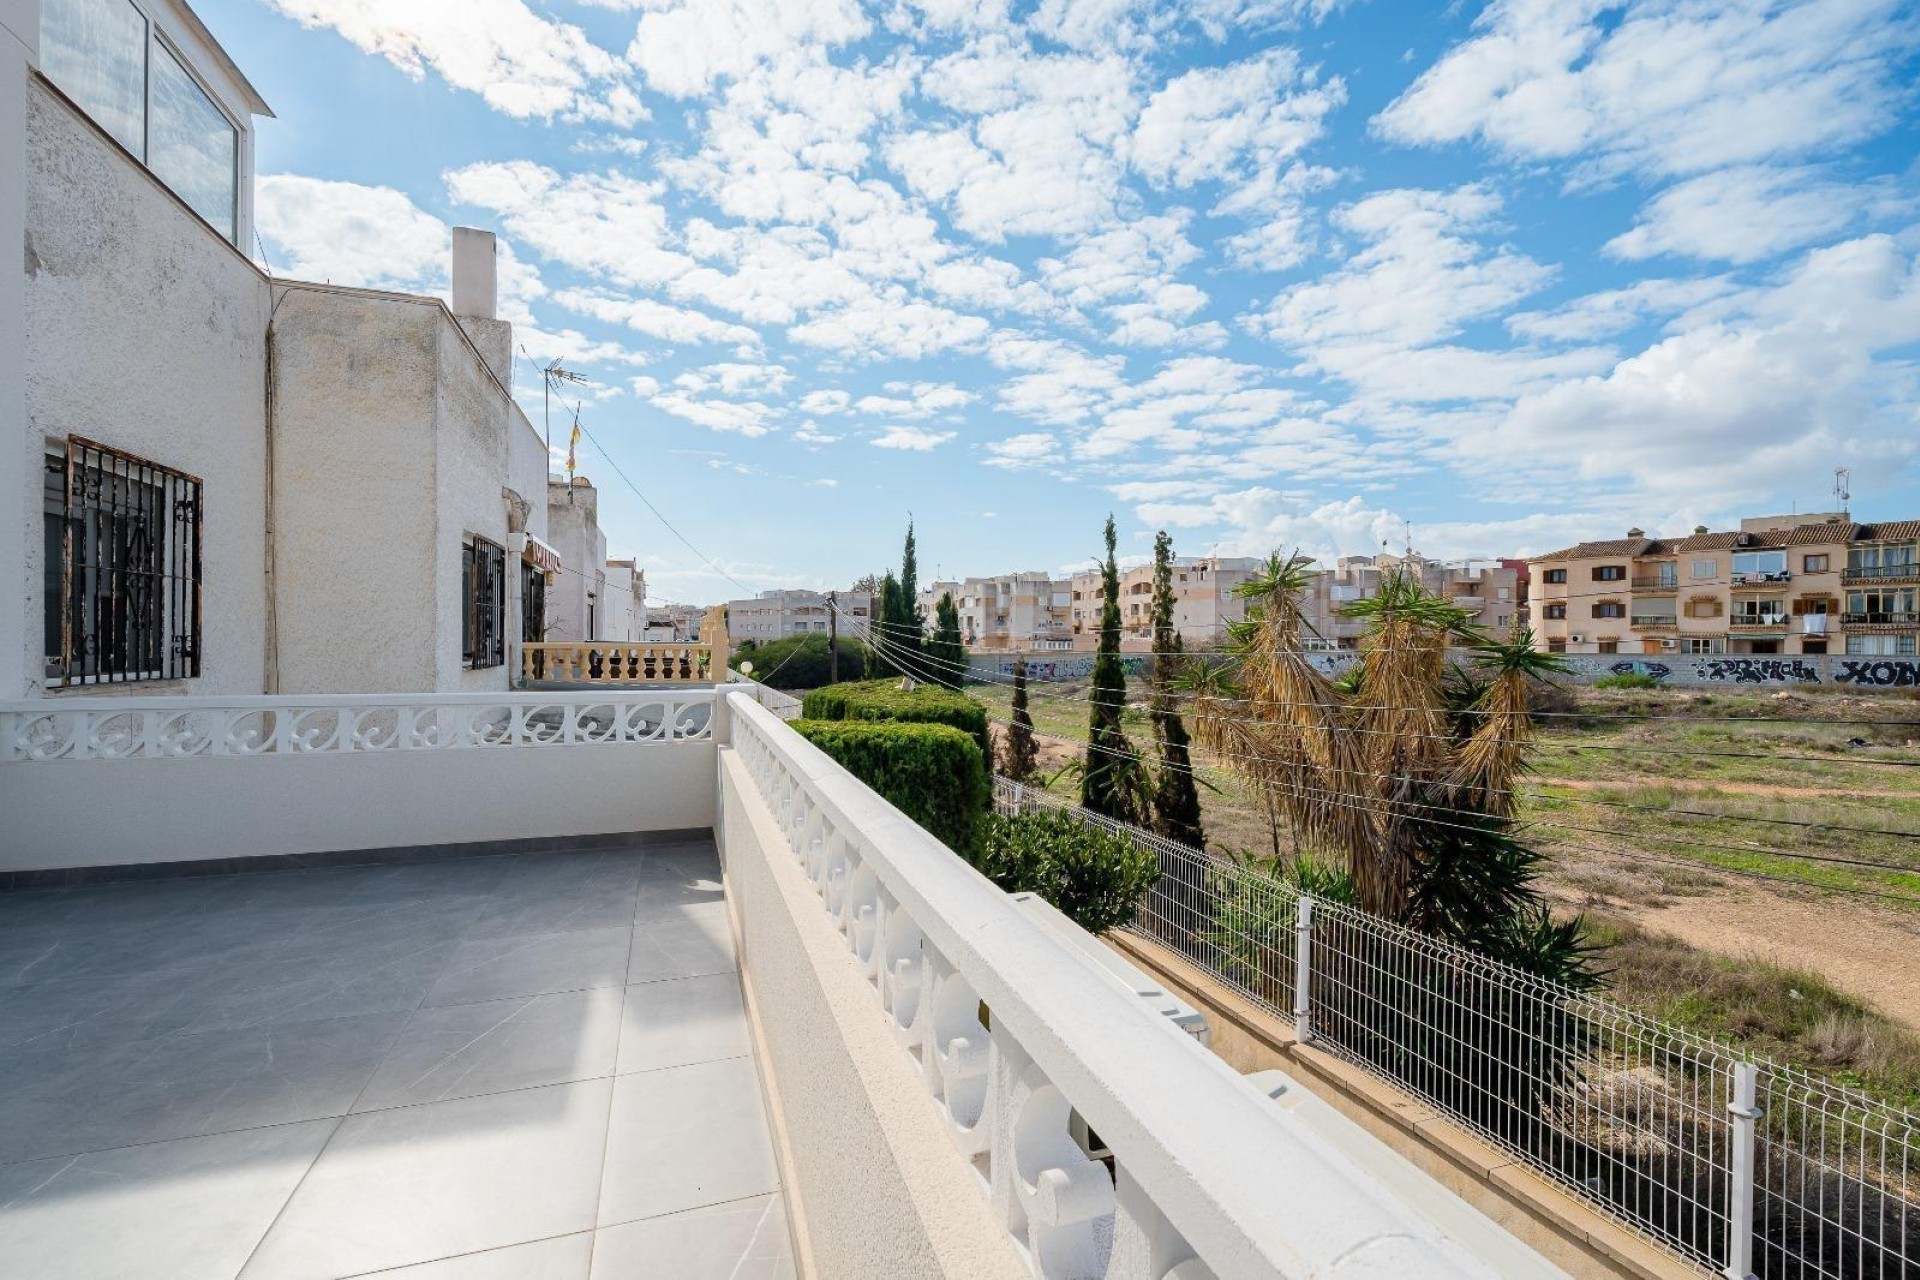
[1731,571,1793,587]
[1630,614,1678,628]
[1728,615,1789,630]
[522,640,716,684]
[1842,611,1920,626]
[1631,576,1679,591]
[1843,563,1920,582]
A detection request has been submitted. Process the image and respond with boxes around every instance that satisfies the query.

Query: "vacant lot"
[968,673,1920,1097]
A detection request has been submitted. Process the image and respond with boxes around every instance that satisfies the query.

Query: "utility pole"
[828,591,839,684]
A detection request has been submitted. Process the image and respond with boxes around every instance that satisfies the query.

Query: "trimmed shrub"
[729,633,864,690]
[792,719,988,855]
[800,678,991,758]
[975,810,1159,935]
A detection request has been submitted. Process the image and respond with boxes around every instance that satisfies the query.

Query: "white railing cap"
[728,692,1507,1278]
[1,689,719,715]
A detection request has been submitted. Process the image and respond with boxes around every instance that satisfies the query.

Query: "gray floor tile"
[0,1117,335,1280]
[590,1195,794,1280]
[0,961,228,1052]
[240,1077,614,1280]
[182,936,462,1033]
[423,926,632,1008]
[462,886,641,941]
[0,1010,409,1162]
[626,906,734,985]
[598,1058,779,1227]
[340,1233,592,1278]
[615,974,749,1075]
[632,869,726,919]
[355,988,624,1112]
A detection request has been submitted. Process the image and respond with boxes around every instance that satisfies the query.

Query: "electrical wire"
[851,622,1920,893]
[571,417,755,595]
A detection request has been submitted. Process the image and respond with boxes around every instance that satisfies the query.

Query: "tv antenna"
[1833,467,1851,514]
[522,350,589,461]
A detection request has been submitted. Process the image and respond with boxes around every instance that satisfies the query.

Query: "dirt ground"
[1599,888,1920,1031]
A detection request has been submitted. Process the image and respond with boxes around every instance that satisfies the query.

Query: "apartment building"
[1530,512,1919,657]
[1063,556,1260,651]
[1295,555,1522,650]
[602,558,647,643]
[726,588,871,643]
[921,571,1075,651]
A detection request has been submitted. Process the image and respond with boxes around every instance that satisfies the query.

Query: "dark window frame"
[44,438,202,687]
[1542,568,1567,584]
[1592,565,1626,581]
[520,560,547,644]
[463,536,506,669]
[1542,602,1567,620]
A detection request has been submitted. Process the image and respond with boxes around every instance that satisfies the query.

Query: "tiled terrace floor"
[0,838,795,1280]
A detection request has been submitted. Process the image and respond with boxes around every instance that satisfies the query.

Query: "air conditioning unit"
[1661,638,1678,650]
[1569,634,1586,643]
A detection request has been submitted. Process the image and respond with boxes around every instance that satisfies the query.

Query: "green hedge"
[975,810,1160,935]
[728,634,865,690]
[792,719,988,855]
[800,679,990,758]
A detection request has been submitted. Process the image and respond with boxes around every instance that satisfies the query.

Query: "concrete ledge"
[0,827,713,889]
[1106,931,1706,1280]
[718,747,1027,1280]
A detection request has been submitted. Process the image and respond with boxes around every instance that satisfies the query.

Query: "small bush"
[975,810,1159,935]
[728,634,864,690]
[801,678,991,758]
[1593,672,1663,690]
[792,719,988,854]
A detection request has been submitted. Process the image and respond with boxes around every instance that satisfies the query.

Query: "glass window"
[1692,558,1717,578]
[1542,568,1567,584]
[1732,551,1788,577]
[1593,565,1625,581]
[1847,635,1918,656]
[149,41,236,239]
[41,0,148,157]
[1803,554,1829,573]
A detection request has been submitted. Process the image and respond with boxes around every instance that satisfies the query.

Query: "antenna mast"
[1833,467,1851,515]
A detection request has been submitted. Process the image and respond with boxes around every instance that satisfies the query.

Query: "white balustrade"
[1,691,715,762]
[726,691,1502,1280]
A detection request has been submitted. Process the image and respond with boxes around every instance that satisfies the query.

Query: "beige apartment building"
[1529,513,1919,657]
[920,572,1074,651]
[1296,555,1521,650]
[1064,556,1261,651]
[727,588,871,644]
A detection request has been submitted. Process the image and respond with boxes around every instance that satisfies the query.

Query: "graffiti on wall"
[1692,658,1823,684]
[1834,659,1920,688]
[1608,661,1672,681]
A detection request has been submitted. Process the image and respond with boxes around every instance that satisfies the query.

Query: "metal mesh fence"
[994,777,1919,1279]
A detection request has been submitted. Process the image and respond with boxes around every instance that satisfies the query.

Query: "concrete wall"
[718,748,1030,1280]
[433,312,515,692]
[0,726,715,872]
[268,288,440,693]
[547,478,606,641]
[17,80,270,698]
[0,0,35,704]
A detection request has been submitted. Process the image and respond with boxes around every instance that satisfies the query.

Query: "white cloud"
[852,382,976,417]
[1374,0,1912,180]
[1605,166,1910,265]
[1506,277,1734,342]
[871,425,957,450]
[649,391,781,436]
[983,431,1065,468]
[256,175,448,289]
[624,0,871,98]
[264,0,638,123]
[675,361,793,395]
[550,288,762,347]
[786,291,991,359]
[1132,50,1345,188]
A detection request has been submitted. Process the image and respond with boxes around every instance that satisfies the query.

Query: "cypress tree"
[1082,515,1143,821]
[874,571,902,677]
[881,521,925,678]
[1003,656,1039,782]
[928,591,966,678]
[1149,530,1205,847]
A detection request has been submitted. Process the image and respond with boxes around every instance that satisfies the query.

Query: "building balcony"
[1842,564,1920,584]
[1842,611,1920,628]
[0,689,1563,1280]
[1630,576,1678,593]
[1629,615,1678,629]
[1730,571,1792,588]
[1727,615,1790,632]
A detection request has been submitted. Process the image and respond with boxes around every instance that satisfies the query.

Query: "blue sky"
[213,0,1920,605]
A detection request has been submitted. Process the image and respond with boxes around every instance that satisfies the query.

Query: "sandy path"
[1613,891,1920,1030]
[1540,775,1917,801]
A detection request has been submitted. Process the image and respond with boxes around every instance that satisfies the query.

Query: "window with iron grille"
[43,439,202,687]
[463,537,506,668]
[521,560,547,643]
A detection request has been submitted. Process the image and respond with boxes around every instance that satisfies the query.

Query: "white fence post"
[1293,895,1314,1045]
[1724,1061,1761,1280]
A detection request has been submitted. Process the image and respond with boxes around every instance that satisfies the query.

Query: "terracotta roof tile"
[1858,520,1920,542]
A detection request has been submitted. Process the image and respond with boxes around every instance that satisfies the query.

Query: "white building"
[726,588,870,644]
[544,477,608,643]
[602,558,646,642]
[1,0,600,697]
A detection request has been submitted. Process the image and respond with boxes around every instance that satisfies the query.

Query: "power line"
[838,613,1920,771]
[571,417,755,596]
[851,623,1920,890]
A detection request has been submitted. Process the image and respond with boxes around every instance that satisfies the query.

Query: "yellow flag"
[566,416,581,480]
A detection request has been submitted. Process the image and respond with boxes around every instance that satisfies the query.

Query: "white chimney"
[451,227,497,320]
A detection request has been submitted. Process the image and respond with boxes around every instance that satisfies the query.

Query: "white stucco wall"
[0,1,35,703]
[546,478,607,641]
[268,287,440,694]
[433,314,515,692]
[17,80,270,699]
[719,749,1029,1280]
[0,737,716,871]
